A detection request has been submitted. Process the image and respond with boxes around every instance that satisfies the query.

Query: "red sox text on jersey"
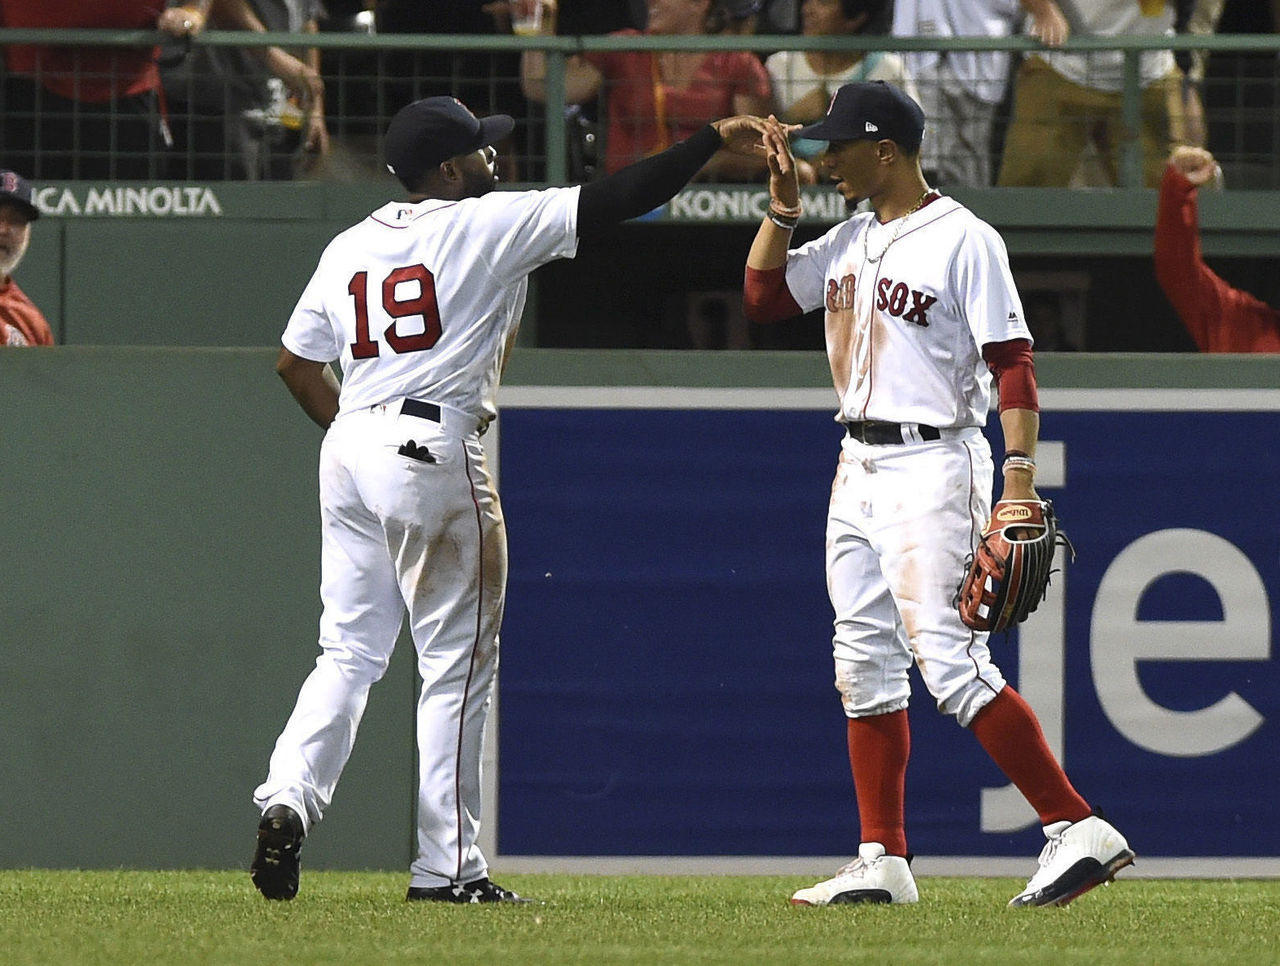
[826,273,938,327]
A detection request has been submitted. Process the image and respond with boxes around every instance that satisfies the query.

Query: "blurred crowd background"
[0,0,1277,352]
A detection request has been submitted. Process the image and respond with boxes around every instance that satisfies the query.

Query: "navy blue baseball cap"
[384,96,515,187]
[794,81,925,153]
[0,170,39,220]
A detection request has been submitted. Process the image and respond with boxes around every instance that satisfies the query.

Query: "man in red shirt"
[1154,146,1280,352]
[0,0,213,179]
[0,171,53,347]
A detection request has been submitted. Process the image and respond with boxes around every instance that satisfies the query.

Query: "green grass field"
[1,870,1275,966]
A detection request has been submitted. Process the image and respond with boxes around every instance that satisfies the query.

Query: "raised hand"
[762,115,801,208]
[1168,145,1219,187]
[709,115,770,156]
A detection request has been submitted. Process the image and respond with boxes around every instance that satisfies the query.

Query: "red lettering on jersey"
[348,271,378,358]
[887,282,908,316]
[903,291,938,327]
[871,274,937,328]
[825,273,856,312]
[346,265,443,358]
[382,265,442,353]
[875,276,892,311]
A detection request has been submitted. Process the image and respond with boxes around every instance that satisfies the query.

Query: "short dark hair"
[842,0,888,28]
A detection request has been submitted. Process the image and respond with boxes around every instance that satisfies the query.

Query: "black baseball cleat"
[250,804,306,900]
[406,877,532,904]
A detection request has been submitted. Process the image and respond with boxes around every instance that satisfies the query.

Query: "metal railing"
[1,29,1278,187]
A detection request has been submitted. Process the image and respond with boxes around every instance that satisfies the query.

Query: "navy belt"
[401,399,442,422]
[844,420,941,445]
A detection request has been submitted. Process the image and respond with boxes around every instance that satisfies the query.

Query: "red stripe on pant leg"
[847,710,910,857]
[451,444,486,881]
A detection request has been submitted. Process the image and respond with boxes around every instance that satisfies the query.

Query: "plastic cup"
[512,0,544,35]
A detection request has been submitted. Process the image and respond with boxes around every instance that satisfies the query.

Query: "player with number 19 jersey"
[252,97,772,904]
[282,187,580,421]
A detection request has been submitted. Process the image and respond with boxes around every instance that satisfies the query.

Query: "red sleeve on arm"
[743,265,804,323]
[983,338,1039,413]
[1154,165,1224,350]
[1154,166,1280,352]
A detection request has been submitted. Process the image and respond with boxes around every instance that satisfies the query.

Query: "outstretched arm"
[576,115,767,239]
[1154,147,1230,350]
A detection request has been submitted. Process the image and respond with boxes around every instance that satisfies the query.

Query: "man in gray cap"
[250,95,768,904]
[0,171,53,347]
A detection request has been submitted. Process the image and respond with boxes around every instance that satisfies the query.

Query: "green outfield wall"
[0,348,1275,872]
[16,182,1280,350]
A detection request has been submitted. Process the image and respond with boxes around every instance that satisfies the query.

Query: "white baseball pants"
[826,428,1006,728]
[254,401,505,889]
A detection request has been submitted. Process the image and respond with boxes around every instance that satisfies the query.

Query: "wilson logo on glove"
[955,499,1075,633]
[994,504,1033,523]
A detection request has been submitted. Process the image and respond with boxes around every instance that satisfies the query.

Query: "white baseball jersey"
[783,195,1030,429]
[282,186,581,421]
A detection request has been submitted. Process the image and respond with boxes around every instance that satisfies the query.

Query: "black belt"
[401,399,441,422]
[844,420,941,445]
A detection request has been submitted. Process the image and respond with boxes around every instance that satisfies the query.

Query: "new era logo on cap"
[795,82,925,152]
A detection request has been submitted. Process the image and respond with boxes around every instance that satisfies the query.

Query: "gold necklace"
[862,188,935,264]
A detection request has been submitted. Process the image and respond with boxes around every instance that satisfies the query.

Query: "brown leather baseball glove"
[956,499,1075,633]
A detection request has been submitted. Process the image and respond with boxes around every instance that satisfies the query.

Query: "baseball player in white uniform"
[250,95,768,902]
[743,82,1133,907]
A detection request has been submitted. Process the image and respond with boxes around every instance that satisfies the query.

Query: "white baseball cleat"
[790,842,919,906]
[1009,815,1135,908]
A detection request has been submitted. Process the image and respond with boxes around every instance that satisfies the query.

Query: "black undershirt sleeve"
[575,125,724,240]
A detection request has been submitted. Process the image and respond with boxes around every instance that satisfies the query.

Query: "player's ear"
[876,140,896,164]
[439,159,459,182]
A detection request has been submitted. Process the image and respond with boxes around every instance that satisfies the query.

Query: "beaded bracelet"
[769,199,803,219]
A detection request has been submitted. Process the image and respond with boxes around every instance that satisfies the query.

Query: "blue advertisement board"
[496,399,1278,859]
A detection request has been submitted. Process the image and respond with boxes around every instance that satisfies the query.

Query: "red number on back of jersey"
[347,265,442,358]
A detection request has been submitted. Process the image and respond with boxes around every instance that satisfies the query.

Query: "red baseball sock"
[846,710,910,857]
[969,686,1090,826]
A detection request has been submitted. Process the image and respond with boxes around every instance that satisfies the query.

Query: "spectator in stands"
[0,171,53,347]
[162,0,328,181]
[520,0,774,181]
[0,0,213,180]
[1154,145,1280,352]
[996,0,1185,188]
[767,0,914,176]
[890,0,1068,187]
